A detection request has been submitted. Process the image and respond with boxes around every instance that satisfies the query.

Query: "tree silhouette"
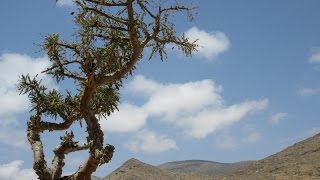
[18,0,197,179]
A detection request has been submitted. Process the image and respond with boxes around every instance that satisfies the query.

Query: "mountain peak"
[123,158,141,165]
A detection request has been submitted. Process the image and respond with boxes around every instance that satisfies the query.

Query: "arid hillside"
[102,158,215,180]
[215,133,320,179]
[101,133,320,180]
[159,160,253,176]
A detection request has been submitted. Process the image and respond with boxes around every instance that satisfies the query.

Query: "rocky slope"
[92,176,102,180]
[159,160,253,176]
[102,158,214,180]
[215,133,320,179]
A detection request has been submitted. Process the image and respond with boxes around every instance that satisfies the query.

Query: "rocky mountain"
[92,176,102,180]
[215,133,320,179]
[102,158,214,180]
[102,133,320,180]
[159,160,253,176]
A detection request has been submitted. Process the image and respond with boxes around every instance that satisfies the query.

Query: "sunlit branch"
[84,0,127,6]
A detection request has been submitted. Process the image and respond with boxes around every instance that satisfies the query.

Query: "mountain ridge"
[100,133,320,179]
[158,159,254,176]
[215,133,320,179]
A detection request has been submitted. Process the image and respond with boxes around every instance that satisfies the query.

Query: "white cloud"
[56,0,75,7]
[0,53,54,119]
[215,125,261,149]
[214,133,238,150]
[270,112,287,125]
[0,161,36,180]
[0,53,55,148]
[63,155,86,176]
[309,48,320,64]
[124,129,177,153]
[242,131,261,144]
[103,75,268,139]
[297,88,320,96]
[101,103,148,133]
[241,125,261,144]
[0,127,27,148]
[182,100,268,139]
[184,27,230,61]
[130,75,223,122]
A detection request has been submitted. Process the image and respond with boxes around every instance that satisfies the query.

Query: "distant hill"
[158,160,253,176]
[92,176,102,180]
[102,158,176,180]
[101,133,320,180]
[102,158,214,180]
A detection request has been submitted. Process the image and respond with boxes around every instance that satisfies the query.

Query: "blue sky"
[1,0,320,179]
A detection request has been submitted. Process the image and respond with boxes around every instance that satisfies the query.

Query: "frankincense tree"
[18,0,197,179]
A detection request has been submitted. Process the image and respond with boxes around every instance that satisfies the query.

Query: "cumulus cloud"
[243,132,261,144]
[0,53,54,119]
[0,53,55,148]
[56,0,75,7]
[101,104,148,133]
[63,155,87,175]
[180,100,268,138]
[309,48,320,64]
[131,75,223,122]
[297,88,320,96]
[214,133,238,150]
[124,129,177,153]
[184,27,230,61]
[102,75,268,139]
[0,161,36,180]
[270,112,287,125]
[215,125,261,150]
[0,128,27,148]
[241,125,261,144]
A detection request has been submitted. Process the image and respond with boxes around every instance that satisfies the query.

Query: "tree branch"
[57,42,81,55]
[160,5,191,14]
[93,33,130,41]
[42,60,81,74]
[85,7,128,24]
[51,132,91,179]
[62,71,87,81]
[71,144,114,180]
[37,119,75,132]
[137,0,156,19]
[27,115,52,179]
[95,0,143,86]
[127,0,139,47]
[141,13,161,46]
[84,0,127,6]
[96,24,128,32]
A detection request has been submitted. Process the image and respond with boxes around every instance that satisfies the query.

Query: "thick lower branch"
[51,132,91,179]
[67,114,114,180]
[71,144,114,180]
[75,75,106,179]
[27,115,52,179]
